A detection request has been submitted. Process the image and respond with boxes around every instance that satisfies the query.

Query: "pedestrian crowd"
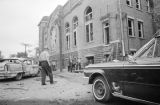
[67,58,81,72]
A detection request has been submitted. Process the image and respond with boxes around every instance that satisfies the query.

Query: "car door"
[8,59,23,73]
[122,36,160,103]
[23,60,33,76]
[28,60,38,75]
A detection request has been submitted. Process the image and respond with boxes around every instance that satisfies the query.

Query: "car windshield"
[0,59,15,63]
[137,36,160,58]
[0,59,7,63]
[23,60,32,65]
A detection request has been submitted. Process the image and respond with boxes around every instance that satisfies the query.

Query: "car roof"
[0,59,19,62]
[0,59,19,60]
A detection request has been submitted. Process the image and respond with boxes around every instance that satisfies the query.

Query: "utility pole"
[118,0,125,58]
[21,43,31,58]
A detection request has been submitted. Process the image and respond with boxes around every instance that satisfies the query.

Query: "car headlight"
[4,65,8,71]
[0,66,4,70]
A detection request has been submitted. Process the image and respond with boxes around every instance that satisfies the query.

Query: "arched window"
[65,22,70,50]
[65,22,70,33]
[73,16,78,46]
[73,16,78,29]
[85,7,93,22]
[85,7,93,42]
[50,26,57,49]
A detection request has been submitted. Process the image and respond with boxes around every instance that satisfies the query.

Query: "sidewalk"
[53,69,84,78]
[52,69,87,84]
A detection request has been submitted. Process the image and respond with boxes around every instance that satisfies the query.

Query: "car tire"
[92,76,111,102]
[15,73,23,81]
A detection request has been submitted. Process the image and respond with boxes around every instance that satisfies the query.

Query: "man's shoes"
[50,82,54,84]
[42,83,46,85]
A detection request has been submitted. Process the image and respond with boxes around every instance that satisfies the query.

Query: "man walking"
[39,47,53,85]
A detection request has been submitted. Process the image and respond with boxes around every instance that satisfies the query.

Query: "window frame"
[127,17,135,37]
[66,34,70,50]
[85,7,93,22]
[85,7,93,43]
[65,22,70,50]
[146,0,151,12]
[136,0,141,10]
[137,20,144,38]
[86,56,94,64]
[103,21,110,45]
[73,17,78,47]
[73,31,77,47]
[126,0,132,7]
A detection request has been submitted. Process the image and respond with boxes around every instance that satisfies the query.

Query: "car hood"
[85,59,160,69]
[85,61,127,68]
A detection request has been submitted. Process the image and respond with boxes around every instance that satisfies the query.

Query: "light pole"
[21,43,31,58]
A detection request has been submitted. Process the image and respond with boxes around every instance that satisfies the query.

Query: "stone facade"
[39,0,154,70]
[47,6,63,71]
[153,0,160,32]
[38,6,63,71]
[61,0,153,69]
[38,16,49,52]
[120,0,153,54]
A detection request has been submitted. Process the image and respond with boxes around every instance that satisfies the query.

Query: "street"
[0,71,144,105]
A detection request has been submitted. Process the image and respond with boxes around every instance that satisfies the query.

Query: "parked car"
[84,35,160,105]
[22,59,41,77]
[0,58,40,80]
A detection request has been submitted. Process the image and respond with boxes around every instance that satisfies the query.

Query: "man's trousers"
[39,61,53,85]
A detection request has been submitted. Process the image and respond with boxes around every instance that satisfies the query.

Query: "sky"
[0,0,67,58]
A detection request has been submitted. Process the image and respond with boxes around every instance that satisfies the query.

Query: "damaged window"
[138,40,155,58]
[138,37,160,58]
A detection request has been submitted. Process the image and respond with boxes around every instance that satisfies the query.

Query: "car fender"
[88,69,112,91]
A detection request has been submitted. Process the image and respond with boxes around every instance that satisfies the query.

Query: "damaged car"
[0,58,40,80]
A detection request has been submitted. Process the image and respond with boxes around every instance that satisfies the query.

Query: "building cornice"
[63,0,83,18]
[38,16,49,26]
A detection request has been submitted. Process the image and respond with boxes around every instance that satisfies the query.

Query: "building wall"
[38,16,50,52]
[62,0,119,68]
[39,0,154,69]
[61,0,153,68]
[153,0,160,32]
[47,6,63,71]
[62,0,120,53]
[48,6,62,54]
[120,0,153,53]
